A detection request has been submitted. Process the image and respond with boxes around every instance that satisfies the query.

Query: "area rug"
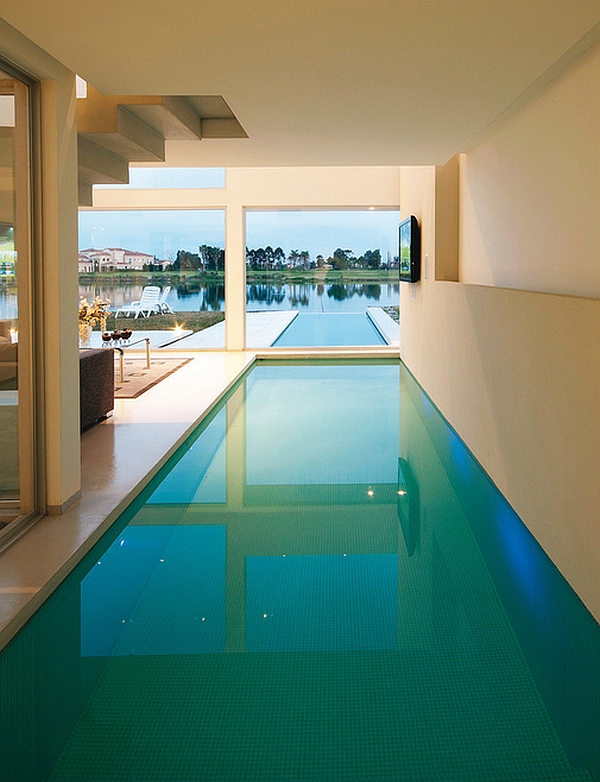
[114,357,192,398]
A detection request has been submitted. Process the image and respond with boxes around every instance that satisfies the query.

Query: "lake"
[0,280,399,322]
[2,279,400,350]
[0,280,400,320]
[76,281,400,313]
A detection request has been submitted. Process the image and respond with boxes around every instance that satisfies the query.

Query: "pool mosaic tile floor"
[1,362,599,781]
[49,650,586,781]
[48,481,591,781]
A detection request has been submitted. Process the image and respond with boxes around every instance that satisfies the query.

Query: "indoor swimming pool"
[0,361,599,781]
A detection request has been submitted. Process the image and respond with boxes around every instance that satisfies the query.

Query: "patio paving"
[367,307,399,346]
[172,310,298,349]
[84,308,397,354]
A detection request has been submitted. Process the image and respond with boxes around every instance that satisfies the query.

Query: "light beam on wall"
[76,76,87,99]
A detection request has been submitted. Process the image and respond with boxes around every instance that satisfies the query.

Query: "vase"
[78,322,92,348]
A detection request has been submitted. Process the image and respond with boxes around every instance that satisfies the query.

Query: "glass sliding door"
[0,65,35,529]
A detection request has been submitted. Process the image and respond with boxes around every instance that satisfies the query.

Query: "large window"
[0,64,35,528]
[78,209,226,349]
[244,210,400,349]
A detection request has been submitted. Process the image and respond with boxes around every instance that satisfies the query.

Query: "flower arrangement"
[78,296,111,329]
[78,296,111,346]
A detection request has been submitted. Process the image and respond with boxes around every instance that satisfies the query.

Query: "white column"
[225,203,246,351]
[41,77,82,513]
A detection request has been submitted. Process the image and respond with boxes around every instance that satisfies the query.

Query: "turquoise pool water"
[273,312,387,346]
[1,361,599,782]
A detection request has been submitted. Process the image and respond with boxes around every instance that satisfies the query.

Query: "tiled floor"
[0,350,255,649]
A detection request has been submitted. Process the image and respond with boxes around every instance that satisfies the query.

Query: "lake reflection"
[75,281,400,313]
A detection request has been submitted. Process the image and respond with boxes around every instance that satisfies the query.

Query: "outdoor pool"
[273,312,387,346]
[0,361,599,782]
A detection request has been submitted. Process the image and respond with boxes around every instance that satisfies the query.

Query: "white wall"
[460,40,600,298]
[399,40,600,622]
[90,166,401,210]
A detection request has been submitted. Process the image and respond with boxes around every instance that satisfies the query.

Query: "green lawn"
[80,269,398,286]
[106,311,224,332]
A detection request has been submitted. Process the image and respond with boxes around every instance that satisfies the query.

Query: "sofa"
[79,348,114,430]
[1,323,114,429]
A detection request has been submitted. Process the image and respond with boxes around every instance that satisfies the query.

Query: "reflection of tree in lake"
[201,283,225,311]
[74,280,401,312]
[288,284,310,307]
[246,284,286,306]
[327,283,382,301]
[176,282,200,297]
[327,284,349,301]
[176,282,225,310]
[362,284,382,300]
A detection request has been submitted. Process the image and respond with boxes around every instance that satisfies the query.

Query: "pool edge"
[0,352,257,652]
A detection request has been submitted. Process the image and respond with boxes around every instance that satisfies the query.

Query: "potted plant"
[78,296,111,347]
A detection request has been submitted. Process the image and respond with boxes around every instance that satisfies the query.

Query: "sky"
[78,209,400,262]
[79,210,225,263]
[246,210,400,260]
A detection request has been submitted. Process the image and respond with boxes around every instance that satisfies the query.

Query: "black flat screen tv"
[398,215,421,283]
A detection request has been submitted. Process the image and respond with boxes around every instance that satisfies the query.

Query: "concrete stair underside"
[77,86,247,205]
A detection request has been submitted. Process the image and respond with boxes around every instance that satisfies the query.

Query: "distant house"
[78,252,94,273]
[78,247,161,271]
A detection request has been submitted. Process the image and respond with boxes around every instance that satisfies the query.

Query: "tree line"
[165,245,397,272]
[247,246,391,271]
[171,245,225,272]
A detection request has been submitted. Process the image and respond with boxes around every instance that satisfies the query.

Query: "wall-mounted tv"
[399,215,421,283]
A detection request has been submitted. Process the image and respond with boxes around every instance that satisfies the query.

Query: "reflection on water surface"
[1,362,598,782]
[73,282,399,313]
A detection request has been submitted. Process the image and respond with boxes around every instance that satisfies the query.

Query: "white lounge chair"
[157,285,174,314]
[116,286,162,318]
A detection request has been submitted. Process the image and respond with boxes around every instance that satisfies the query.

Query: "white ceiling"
[2,0,600,166]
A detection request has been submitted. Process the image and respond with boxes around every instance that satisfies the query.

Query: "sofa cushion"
[0,339,17,361]
[79,348,114,430]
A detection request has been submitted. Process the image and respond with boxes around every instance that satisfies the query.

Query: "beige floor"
[0,350,255,649]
